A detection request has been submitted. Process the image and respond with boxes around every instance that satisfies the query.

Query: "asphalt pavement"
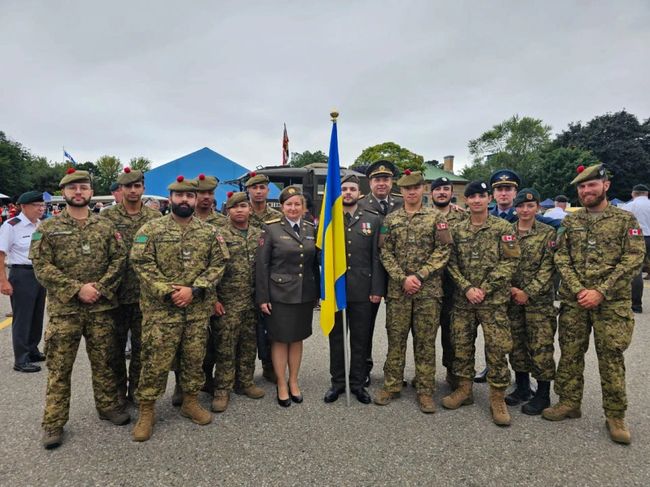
[0,293,648,486]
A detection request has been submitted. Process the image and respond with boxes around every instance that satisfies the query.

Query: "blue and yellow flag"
[316,115,347,336]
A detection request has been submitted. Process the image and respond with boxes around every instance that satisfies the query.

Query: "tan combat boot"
[542,402,582,421]
[171,384,183,407]
[42,428,64,449]
[180,394,213,425]
[373,389,399,406]
[132,401,155,442]
[417,394,436,414]
[489,387,511,426]
[441,379,474,409]
[211,389,230,412]
[242,384,265,399]
[606,417,631,445]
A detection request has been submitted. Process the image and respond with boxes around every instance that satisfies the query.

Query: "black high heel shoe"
[288,382,303,404]
[276,386,291,408]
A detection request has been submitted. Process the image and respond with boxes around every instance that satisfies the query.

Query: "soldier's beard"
[64,196,91,207]
[432,197,451,208]
[581,190,606,208]
[343,198,358,207]
[171,203,195,217]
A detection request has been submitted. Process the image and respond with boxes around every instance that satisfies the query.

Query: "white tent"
[0,193,10,199]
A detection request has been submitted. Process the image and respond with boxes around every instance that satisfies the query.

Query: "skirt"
[266,301,315,343]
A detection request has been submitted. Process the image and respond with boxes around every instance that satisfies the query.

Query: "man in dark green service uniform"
[30,169,130,449]
[543,164,645,445]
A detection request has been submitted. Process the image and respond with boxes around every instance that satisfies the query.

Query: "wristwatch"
[191,287,204,299]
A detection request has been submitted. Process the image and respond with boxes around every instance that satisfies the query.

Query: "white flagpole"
[342,309,351,406]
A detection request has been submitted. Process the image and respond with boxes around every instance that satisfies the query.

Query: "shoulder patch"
[436,222,448,230]
[31,231,43,241]
[8,218,20,226]
[134,235,148,244]
[502,234,516,242]
[629,228,643,236]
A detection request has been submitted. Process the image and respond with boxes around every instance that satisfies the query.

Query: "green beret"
[279,185,302,204]
[194,174,219,191]
[59,169,92,188]
[341,173,360,185]
[514,187,540,207]
[17,191,44,205]
[396,170,424,187]
[226,191,248,209]
[167,175,198,192]
[117,167,144,185]
[245,172,270,187]
[571,163,608,185]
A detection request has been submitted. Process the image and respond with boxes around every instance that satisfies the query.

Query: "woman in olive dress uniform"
[256,186,320,406]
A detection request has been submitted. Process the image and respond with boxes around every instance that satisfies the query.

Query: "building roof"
[422,164,468,183]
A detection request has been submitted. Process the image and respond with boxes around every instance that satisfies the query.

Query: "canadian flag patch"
[502,234,516,242]
[548,240,557,248]
[436,222,448,230]
[629,228,642,236]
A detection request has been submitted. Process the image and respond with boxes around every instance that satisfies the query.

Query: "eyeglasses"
[64,184,92,191]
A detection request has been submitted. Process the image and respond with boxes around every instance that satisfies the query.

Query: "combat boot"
[505,371,535,406]
[171,384,183,407]
[445,369,459,390]
[132,401,155,442]
[211,389,230,412]
[98,407,131,425]
[373,389,399,406]
[441,379,474,409]
[180,394,213,425]
[542,401,582,421]
[489,387,511,426]
[241,384,265,399]
[117,386,128,410]
[606,417,631,445]
[42,428,64,449]
[417,394,436,414]
[522,380,551,415]
[262,363,277,383]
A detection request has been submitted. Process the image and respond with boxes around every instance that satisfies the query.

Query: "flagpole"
[343,309,351,406]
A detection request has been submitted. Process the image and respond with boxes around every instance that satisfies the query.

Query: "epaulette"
[8,218,20,226]
[363,208,379,215]
[304,220,315,226]
[390,192,403,198]
[265,218,282,224]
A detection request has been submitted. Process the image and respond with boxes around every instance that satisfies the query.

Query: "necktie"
[500,212,508,219]
[380,200,388,215]
[345,212,352,225]
[293,223,300,236]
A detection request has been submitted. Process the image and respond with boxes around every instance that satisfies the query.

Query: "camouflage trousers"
[451,306,512,389]
[382,296,440,395]
[507,302,557,381]
[111,303,143,396]
[42,310,119,430]
[136,316,209,401]
[213,307,258,391]
[555,302,634,419]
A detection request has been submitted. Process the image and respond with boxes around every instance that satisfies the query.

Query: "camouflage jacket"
[102,202,161,304]
[555,204,645,303]
[511,220,556,306]
[380,206,452,300]
[433,207,467,294]
[29,209,127,316]
[249,205,283,229]
[198,211,228,228]
[130,214,230,321]
[448,214,520,308]
[216,220,262,312]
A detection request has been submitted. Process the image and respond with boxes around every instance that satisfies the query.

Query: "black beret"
[554,195,569,202]
[16,191,44,205]
[464,180,490,197]
[109,182,120,192]
[431,177,452,190]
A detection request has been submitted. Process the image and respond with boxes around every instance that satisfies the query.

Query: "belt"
[9,264,33,269]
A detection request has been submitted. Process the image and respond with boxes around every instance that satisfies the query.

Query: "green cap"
[571,163,607,185]
[341,173,360,185]
[514,188,540,207]
[167,175,198,192]
[117,167,144,185]
[59,168,92,188]
[17,191,44,205]
[226,191,248,209]
[279,185,302,204]
[396,170,424,187]
[245,172,270,187]
[194,174,219,191]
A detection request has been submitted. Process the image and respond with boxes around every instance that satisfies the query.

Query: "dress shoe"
[352,388,371,404]
[288,383,303,403]
[324,387,343,403]
[14,362,41,373]
[632,305,642,313]
[474,367,488,383]
[276,387,291,408]
[30,351,46,362]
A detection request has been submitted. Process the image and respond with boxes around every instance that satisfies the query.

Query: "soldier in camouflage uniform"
[373,170,452,414]
[505,188,557,415]
[211,192,265,412]
[430,176,467,390]
[130,176,229,442]
[543,164,645,445]
[441,180,520,426]
[245,172,283,383]
[102,167,161,406]
[30,169,130,449]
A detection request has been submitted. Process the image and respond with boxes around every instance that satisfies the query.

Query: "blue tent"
[144,147,280,205]
[610,198,625,206]
[540,198,554,208]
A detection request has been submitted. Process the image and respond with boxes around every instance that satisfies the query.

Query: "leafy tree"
[95,155,122,194]
[289,150,328,168]
[75,161,99,177]
[0,131,31,196]
[129,156,152,172]
[352,142,425,172]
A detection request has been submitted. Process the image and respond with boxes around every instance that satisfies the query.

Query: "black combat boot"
[505,371,535,406]
[522,380,551,415]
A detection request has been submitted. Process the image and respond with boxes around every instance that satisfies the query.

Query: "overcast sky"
[1,1,649,172]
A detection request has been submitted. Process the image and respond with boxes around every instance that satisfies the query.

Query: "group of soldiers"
[24,157,644,450]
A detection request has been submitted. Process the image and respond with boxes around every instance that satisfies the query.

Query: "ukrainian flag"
[316,114,347,336]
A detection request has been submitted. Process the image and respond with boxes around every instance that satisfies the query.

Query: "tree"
[95,155,122,194]
[289,150,327,168]
[129,156,153,172]
[352,142,425,172]
[462,115,552,184]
